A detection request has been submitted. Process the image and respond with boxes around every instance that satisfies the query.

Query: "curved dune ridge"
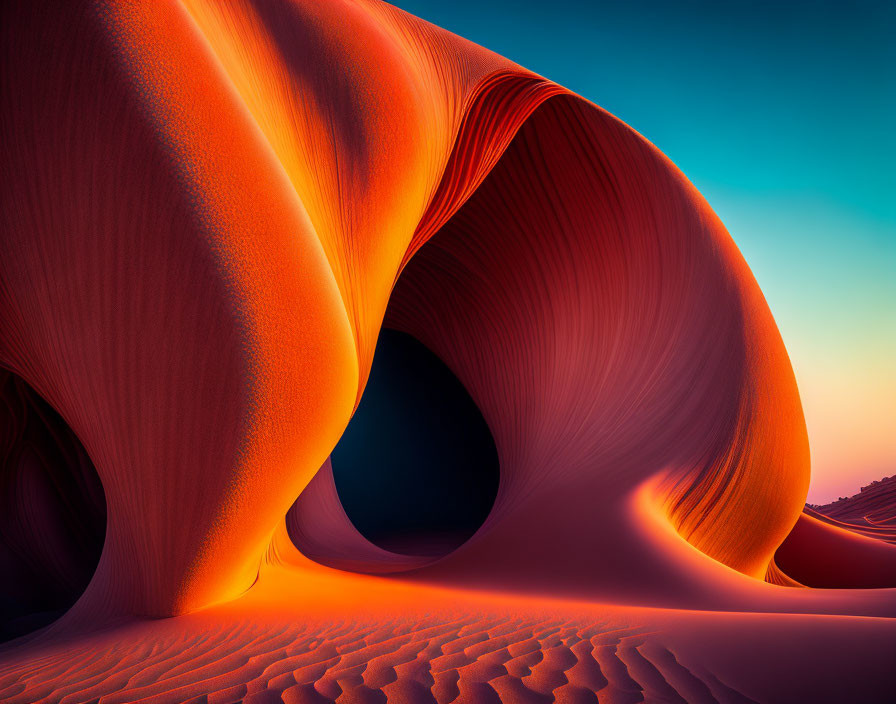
[1,0,895,701]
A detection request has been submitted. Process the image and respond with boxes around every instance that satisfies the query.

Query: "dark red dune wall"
[770,478,896,588]
[1,1,894,702]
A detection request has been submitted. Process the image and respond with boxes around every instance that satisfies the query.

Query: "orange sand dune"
[1,0,894,701]
[2,548,895,703]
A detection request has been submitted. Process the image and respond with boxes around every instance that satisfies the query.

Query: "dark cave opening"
[0,370,106,642]
[330,329,499,557]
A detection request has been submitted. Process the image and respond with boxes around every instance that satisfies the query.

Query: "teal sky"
[393,0,896,503]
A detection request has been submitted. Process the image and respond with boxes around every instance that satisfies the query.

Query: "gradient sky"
[393,0,895,503]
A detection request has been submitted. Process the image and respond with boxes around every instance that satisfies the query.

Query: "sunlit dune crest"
[1,1,894,702]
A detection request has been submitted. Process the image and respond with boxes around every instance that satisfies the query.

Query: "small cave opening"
[0,370,106,642]
[330,329,499,557]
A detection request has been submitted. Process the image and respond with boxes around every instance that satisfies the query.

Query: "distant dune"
[810,475,896,543]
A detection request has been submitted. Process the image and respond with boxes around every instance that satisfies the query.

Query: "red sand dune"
[810,476,896,544]
[1,1,894,702]
[769,478,896,589]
